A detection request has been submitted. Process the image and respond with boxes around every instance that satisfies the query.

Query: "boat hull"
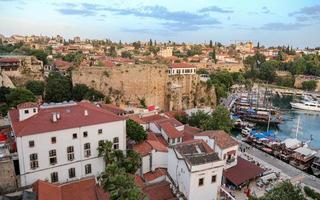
[290,102,320,112]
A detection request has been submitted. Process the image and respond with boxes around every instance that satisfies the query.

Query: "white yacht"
[290,100,320,111]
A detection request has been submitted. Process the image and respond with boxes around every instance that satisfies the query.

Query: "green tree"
[31,49,48,65]
[72,84,89,101]
[108,46,117,57]
[209,49,217,63]
[249,181,306,200]
[259,62,277,82]
[6,88,36,107]
[126,119,147,143]
[45,72,72,102]
[120,150,142,174]
[188,110,209,128]
[0,86,10,103]
[98,140,116,164]
[209,40,213,48]
[302,80,317,91]
[84,88,105,101]
[25,80,45,96]
[202,106,233,133]
[121,51,132,59]
[99,164,145,200]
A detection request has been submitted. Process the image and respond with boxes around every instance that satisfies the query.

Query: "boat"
[311,155,320,176]
[289,144,317,171]
[290,95,320,112]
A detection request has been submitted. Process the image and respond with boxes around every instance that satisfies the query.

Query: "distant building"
[168,63,196,76]
[8,101,126,186]
[159,47,173,58]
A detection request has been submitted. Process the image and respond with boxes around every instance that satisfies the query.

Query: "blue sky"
[0,0,319,47]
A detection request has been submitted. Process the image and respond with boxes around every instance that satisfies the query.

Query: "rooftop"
[143,181,177,200]
[9,102,124,137]
[160,122,183,139]
[170,62,194,69]
[174,140,220,166]
[195,130,238,149]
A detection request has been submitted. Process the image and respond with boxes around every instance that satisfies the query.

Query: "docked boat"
[290,95,320,112]
[289,145,317,171]
[290,101,320,112]
[311,155,320,176]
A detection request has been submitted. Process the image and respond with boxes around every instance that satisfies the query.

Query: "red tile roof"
[54,59,72,71]
[0,57,20,63]
[144,168,167,182]
[128,114,146,124]
[182,125,201,141]
[99,104,126,115]
[135,175,145,188]
[163,110,186,119]
[17,102,38,109]
[223,157,265,186]
[160,122,183,139]
[196,130,238,149]
[141,114,167,123]
[33,177,109,200]
[170,62,194,69]
[133,133,168,156]
[143,181,177,200]
[154,118,183,129]
[9,102,125,137]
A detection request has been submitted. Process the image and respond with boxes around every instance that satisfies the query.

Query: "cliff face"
[72,64,216,111]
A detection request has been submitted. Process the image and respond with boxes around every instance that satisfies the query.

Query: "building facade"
[9,101,126,187]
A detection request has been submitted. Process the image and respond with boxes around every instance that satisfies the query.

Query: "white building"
[168,63,196,76]
[159,47,173,57]
[9,101,126,187]
[168,140,225,200]
[194,130,239,169]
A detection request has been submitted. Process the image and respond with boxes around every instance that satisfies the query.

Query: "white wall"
[18,107,38,121]
[141,155,151,174]
[149,123,160,134]
[16,120,126,186]
[151,150,167,170]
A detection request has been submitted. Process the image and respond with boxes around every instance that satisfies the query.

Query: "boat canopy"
[247,108,256,113]
[294,146,317,157]
[282,138,301,149]
[250,130,275,140]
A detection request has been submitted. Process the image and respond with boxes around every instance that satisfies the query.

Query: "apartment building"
[8,101,126,187]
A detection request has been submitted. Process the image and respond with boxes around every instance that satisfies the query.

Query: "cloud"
[104,5,220,31]
[199,6,233,13]
[289,5,320,16]
[54,3,220,31]
[261,6,270,14]
[260,22,307,31]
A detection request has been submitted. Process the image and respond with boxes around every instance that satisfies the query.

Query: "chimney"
[84,110,88,116]
[52,113,57,122]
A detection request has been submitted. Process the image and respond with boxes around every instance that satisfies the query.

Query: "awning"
[223,157,265,186]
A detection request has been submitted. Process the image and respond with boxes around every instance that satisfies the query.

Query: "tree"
[84,88,105,101]
[209,49,217,64]
[45,72,72,102]
[149,38,153,46]
[98,140,116,164]
[120,150,141,174]
[0,86,10,103]
[99,164,145,200]
[6,88,36,107]
[188,110,209,128]
[126,119,147,143]
[249,181,306,200]
[209,40,213,48]
[258,62,277,82]
[108,46,117,57]
[202,106,233,133]
[121,51,132,59]
[302,80,317,91]
[31,49,48,65]
[25,80,45,96]
[72,84,89,101]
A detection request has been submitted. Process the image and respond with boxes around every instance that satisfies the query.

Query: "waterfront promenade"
[239,141,320,191]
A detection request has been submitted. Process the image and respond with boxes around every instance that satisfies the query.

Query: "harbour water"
[271,95,320,149]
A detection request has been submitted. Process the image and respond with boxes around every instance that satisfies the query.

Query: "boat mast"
[295,116,301,139]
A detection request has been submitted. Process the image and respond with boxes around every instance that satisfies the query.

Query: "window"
[30,153,39,169]
[113,137,119,150]
[198,178,204,186]
[211,175,216,183]
[69,168,76,178]
[83,131,88,137]
[33,108,36,113]
[84,143,91,157]
[51,137,56,144]
[24,109,29,114]
[51,172,59,183]
[98,129,103,134]
[73,133,77,139]
[67,146,74,161]
[85,164,92,174]
[98,140,104,147]
[177,137,181,143]
[29,140,35,148]
[49,150,57,165]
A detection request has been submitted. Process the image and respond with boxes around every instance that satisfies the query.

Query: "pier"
[239,140,320,191]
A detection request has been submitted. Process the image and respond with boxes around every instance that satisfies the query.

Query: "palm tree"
[98,140,115,164]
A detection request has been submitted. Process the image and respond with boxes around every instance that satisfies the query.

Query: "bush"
[304,186,320,200]
[302,80,317,91]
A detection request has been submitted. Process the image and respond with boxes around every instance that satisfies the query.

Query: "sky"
[0,0,319,48]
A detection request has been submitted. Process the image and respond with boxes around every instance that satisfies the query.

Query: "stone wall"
[72,64,216,111]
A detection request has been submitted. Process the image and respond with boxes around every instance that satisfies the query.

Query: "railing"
[220,186,237,200]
